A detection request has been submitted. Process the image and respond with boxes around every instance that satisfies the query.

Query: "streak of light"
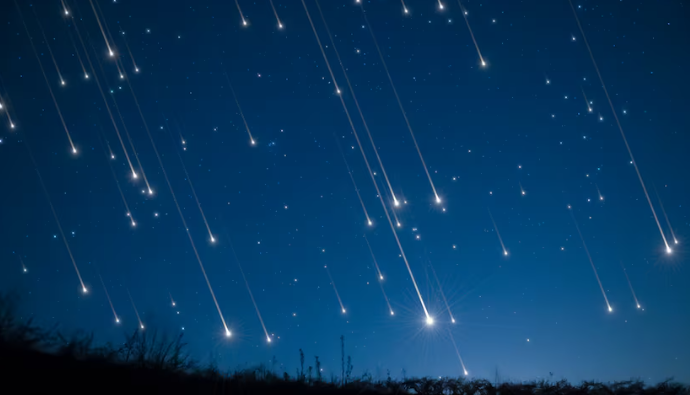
[15,2,76,153]
[595,183,604,201]
[224,73,255,145]
[269,0,284,29]
[456,0,486,67]
[24,143,86,293]
[164,118,215,242]
[76,30,138,178]
[109,85,153,194]
[169,293,176,307]
[359,5,441,203]
[401,0,409,14]
[653,185,678,245]
[304,0,431,322]
[0,91,17,130]
[519,181,526,196]
[98,128,136,226]
[60,0,69,15]
[324,265,346,314]
[99,274,120,323]
[126,289,145,329]
[429,262,455,323]
[64,26,88,80]
[568,205,612,312]
[568,0,671,254]
[487,208,508,256]
[120,32,140,72]
[438,0,445,10]
[18,256,27,273]
[228,237,271,343]
[620,262,641,309]
[447,328,469,376]
[316,1,400,207]
[234,0,247,26]
[31,5,66,86]
[123,71,232,338]
[363,235,384,280]
[89,0,114,56]
[334,134,372,226]
[581,86,593,113]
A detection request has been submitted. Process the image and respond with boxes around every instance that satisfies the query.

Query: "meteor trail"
[25,144,86,293]
[324,265,346,314]
[487,208,508,256]
[89,0,115,56]
[98,129,136,227]
[429,262,455,323]
[581,86,593,113]
[620,262,641,309]
[224,73,255,145]
[335,135,372,226]
[234,0,247,26]
[164,118,215,242]
[31,5,66,86]
[169,293,176,307]
[569,206,612,312]
[653,185,678,245]
[447,328,469,376]
[363,235,394,315]
[317,1,401,207]
[569,0,671,254]
[303,0,432,323]
[359,5,442,204]
[127,289,144,329]
[0,90,16,130]
[123,72,232,338]
[15,1,76,153]
[269,0,284,29]
[456,0,486,67]
[228,237,271,343]
[99,274,120,323]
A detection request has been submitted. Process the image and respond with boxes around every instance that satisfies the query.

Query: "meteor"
[99,274,120,323]
[224,73,256,145]
[98,130,137,227]
[456,0,486,67]
[430,263,455,323]
[363,235,394,315]
[401,0,409,14]
[127,289,145,329]
[519,181,526,196]
[64,26,89,81]
[15,1,76,153]
[228,237,271,343]
[448,328,469,376]
[569,0,671,254]
[0,92,17,131]
[324,265,347,314]
[18,256,27,273]
[358,5,442,203]
[620,262,641,309]
[119,29,140,72]
[234,0,248,26]
[653,185,678,245]
[335,135,373,226]
[581,86,593,113]
[304,0,431,322]
[25,144,86,293]
[317,1,400,208]
[569,205,612,312]
[31,6,66,86]
[595,184,604,201]
[124,73,233,337]
[269,0,284,29]
[89,0,115,57]
[169,293,176,307]
[487,208,508,256]
[164,118,215,243]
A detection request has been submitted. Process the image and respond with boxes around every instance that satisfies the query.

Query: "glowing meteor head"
[133,172,138,179]
[379,275,384,280]
[172,302,176,306]
[504,250,509,256]
[367,220,373,226]
[135,67,140,73]
[120,74,125,80]
[394,199,400,207]
[109,50,114,57]
[250,139,256,145]
[342,309,346,314]
[464,370,468,376]
[242,20,247,26]
[131,221,137,227]
[588,107,593,112]
[637,304,641,309]
[336,89,341,94]
[140,324,145,329]
[435,196,442,204]
[404,8,409,13]
[481,60,486,67]
[82,287,88,294]
[0,103,3,109]
[23,268,27,273]
[10,123,15,129]
[451,318,456,324]
[225,329,232,337]
[278,23,283,29]
[674,239,679,244]
[521,191,525,195]
[116,318,120,323]
[439,3,444,10]
[267,337,272,343]
[425,316,434,326]
[72,148,77,154]
[61,80,66,86]
[211,236,216,243]
[390,311,395,316]
[85,74,89,79]
[396,222,401,228]
[608,306,613,312]
[666,247,672,254]
[148,189,153,195]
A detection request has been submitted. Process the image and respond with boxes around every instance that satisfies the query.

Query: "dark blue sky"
[1,0,688,383]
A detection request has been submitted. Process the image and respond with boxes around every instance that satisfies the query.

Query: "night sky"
[1,0,688,384]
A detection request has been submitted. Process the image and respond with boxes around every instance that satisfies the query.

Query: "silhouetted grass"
[0,293,686,394]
